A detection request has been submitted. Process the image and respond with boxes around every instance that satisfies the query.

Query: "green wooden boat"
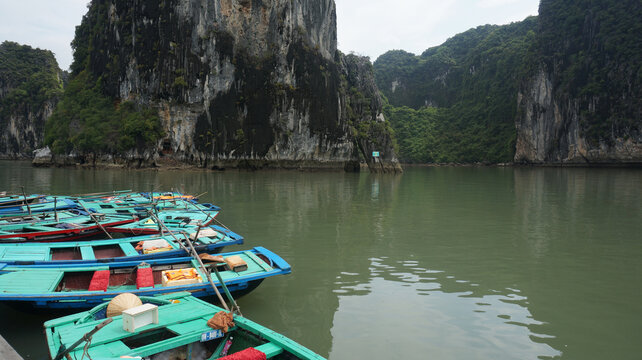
[0,213,136,243]
[107,210,218,235]
[0,210,88,225]
[45,292,325,359]
[75,195,220,217]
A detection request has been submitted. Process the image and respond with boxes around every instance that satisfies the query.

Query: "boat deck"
[57,297,216,358]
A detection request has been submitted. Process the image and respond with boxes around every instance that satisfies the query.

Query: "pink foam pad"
[136,266,154,289]
[219,348,267,360]
[88,270,110,291]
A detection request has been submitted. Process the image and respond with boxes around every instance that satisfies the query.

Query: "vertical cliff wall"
[53,0,400,171]
[0,42,63,158]
[515,0,642,164]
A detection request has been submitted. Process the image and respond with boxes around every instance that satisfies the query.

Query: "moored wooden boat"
[0,225,243,265]
[45,292,325,360]
[0,193,44,206]
[0,198,78,218]
[0,214,136,243]
[107,210,218,235]
[0,210,88,225]
[76,195,220,217]
[0,246,289,309]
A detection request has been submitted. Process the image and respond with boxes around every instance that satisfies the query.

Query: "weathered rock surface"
[0,42,63,158]
[68,0,400,172]
[514,0,642,165]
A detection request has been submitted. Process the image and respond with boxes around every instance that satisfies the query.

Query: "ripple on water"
[329,257,561,359]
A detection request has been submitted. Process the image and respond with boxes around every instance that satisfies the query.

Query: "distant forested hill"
[377,0,642,165]
[374,18,537,163]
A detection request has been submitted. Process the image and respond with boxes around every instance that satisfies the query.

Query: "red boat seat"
[219,347,267,360]
[88,270,110,291]
[136,266,154,289]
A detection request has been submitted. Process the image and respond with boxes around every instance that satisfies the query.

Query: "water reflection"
[330,256,560,359]
[1,163,640,360]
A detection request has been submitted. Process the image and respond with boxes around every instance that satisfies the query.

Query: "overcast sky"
[0,0,539,71]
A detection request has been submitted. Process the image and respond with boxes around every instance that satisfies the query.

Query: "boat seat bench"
[80,246,95,260]
[120,243,140,256]
[255,342,284,358]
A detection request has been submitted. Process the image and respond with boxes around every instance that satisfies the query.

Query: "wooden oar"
[183,226,242,316]
[75,202,113,239]
[146,211,239,314]
[71,189,133,198]
[21,187,31,215]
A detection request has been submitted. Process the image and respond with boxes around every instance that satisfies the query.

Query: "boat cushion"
[219,347,267,360]
[88,270,110,291]
[136,266,154,289]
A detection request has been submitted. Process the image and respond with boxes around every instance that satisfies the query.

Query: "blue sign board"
[372,151,380,157]
[201,329,224,342]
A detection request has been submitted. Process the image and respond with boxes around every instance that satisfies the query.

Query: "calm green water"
[0,161,641,359]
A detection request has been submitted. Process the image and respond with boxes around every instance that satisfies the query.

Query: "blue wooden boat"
[0,225,243,265]
[0,247,289,309]
[0,193,44,206]
[0,198,77,218]
[45,292,325,360]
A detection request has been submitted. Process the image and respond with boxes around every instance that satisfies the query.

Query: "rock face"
[69,0,400,171]
[514,0,642,164]
[0,42,63,158]
[515,68,642,164]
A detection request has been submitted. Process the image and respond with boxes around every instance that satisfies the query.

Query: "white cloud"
[0,0,88,70]
[337,0,539,61]
[477,0,521,8]
[0,0,539,69]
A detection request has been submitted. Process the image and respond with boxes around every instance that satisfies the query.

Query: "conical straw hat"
[106,293,142,317]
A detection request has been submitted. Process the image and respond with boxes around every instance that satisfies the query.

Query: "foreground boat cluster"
[0,190,324,359]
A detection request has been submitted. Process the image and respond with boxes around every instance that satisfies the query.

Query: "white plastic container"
[122,303,159,332]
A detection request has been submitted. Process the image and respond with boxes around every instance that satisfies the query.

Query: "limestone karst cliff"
[515,0,641,164]
[0,41,63,158]
[45,0,400,172]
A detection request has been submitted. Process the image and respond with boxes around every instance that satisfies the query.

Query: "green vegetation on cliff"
[0,41,63,117]
[537,0,642,146]
[44,2,163,156]
[45,70,162,155]
[375,17,537,163]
